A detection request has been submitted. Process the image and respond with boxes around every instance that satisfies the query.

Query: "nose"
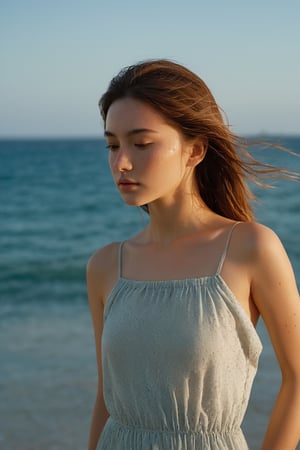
[111,147,133,172]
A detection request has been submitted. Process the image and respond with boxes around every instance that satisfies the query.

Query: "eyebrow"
[104,128,158,137]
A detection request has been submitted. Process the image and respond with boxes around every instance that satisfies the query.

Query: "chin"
[122,198,145,207]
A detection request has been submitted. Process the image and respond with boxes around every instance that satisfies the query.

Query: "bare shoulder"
[86,242,120,305]
[235,220,280,240]
[87,241,120,274]
[236,221,298,298]
[234,221,286,261]
[224,221,293,286]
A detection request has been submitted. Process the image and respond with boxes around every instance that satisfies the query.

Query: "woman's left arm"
[250,224,300,450]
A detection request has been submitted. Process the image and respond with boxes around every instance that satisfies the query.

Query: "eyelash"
[134,143,151,148]
[105,143,152,151]
[106,144,119,151]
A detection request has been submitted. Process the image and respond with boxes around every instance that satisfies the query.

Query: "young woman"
[86,60,300,450]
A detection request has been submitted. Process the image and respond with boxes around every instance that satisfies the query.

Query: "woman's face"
[104,97,195,208]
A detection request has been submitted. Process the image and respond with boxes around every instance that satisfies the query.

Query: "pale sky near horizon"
[1,0,300,137]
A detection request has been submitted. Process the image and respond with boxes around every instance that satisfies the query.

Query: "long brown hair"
[99,59,298,221]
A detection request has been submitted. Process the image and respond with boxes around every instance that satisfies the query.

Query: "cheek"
[108,153,116,173]
[152,144,185,173]
[143,152,185,188]
[151,139,182,162]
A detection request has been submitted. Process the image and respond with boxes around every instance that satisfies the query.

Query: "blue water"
[0,138,299,450]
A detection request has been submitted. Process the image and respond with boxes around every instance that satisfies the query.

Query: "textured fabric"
[99,225,263,449]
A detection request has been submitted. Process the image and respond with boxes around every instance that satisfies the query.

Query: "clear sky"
[1,0,299,137]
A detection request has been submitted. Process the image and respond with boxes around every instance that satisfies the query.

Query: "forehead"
[105,98,168,133]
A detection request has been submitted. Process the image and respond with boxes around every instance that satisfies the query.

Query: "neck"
[145,194,216,244]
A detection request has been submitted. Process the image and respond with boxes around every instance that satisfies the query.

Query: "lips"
[117,178,140,192]
[118,178,139,186]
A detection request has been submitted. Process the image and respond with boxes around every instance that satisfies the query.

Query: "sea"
[0,137,299,450]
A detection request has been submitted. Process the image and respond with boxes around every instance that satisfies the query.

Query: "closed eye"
[134,143,152,148]
[106,144,119,151]
[105,142,152,151]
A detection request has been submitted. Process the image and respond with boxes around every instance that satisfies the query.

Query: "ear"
[186,137,208,168]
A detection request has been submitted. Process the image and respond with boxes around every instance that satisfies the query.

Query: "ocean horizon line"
[1,133,300,141]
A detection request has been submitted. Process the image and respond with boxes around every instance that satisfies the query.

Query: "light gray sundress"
[99,223,263,449]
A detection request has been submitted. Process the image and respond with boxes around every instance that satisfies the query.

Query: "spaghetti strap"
[216,222,240,275]
[118,241,125,278]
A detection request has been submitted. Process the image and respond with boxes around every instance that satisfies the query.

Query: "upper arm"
[250,224,300,379]
[86,242,119,388]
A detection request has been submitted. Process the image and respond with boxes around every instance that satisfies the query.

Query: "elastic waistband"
[109,416,241,436]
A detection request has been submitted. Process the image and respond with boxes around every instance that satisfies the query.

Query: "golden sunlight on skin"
[88,61,300,450]
[105,98,199,209]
